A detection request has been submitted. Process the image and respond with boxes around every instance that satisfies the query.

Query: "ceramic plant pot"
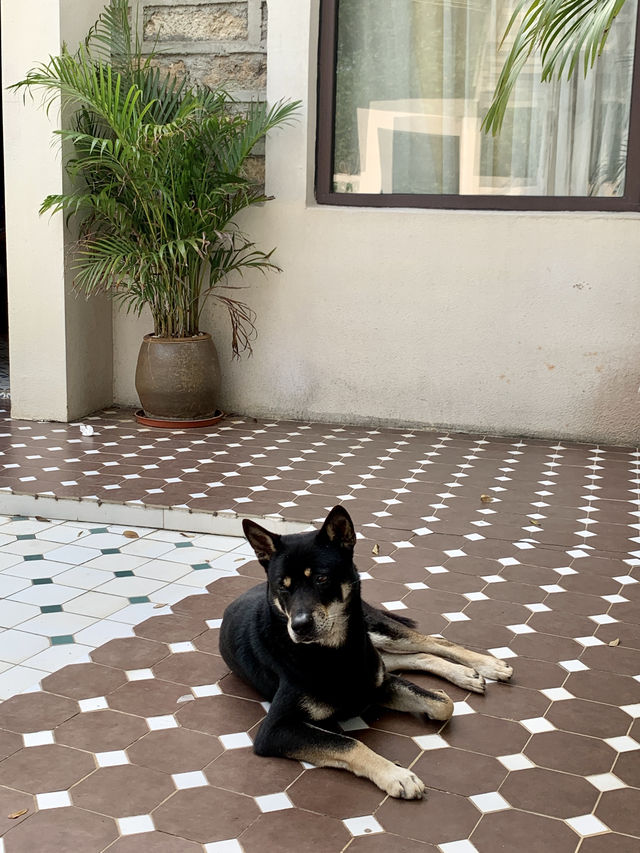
[135,333,221,422]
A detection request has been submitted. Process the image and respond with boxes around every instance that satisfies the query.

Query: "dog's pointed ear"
[242,519,281,568]
[319,505,356,551]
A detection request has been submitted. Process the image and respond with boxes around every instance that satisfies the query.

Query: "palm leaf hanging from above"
[483,0,629,135]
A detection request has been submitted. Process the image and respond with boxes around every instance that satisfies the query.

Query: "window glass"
[331,0,638,199]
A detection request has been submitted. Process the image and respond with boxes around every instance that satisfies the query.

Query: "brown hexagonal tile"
[55,708,147,752]
[565,669,640,706]
[500,766,598,818]
[470,808,578,853]
[412,747,507,797]
[510,657,567,690]
[596,787,640,837]
[153,787,259,844]
[170,594,227,620]
[152,651,229,687]
[354,728,422,768]
[579,833,640,853]
[176,694,265,736]
[468,683,550,721]
[134,614,208,643]
[286,766,384,818]
[128,728,222,774]
[524,730,616,776]
[192,628,219,655]
[217,671,264,702]
[377,786,480,845]
[580,644,640,677]
[0,693,78,734]
[238,807,350,853]
[346,835,437,852]
[442,713,529,757]
[0,730,24,762]
[91,636,169,669]
[0,744,94,794]
[107,679,187,717]
[105,833,202,852]
[613,749,640,788]
[0,787,33,835]
[1,806,117,853]
[71,764,174,817]
[546,698,632,739]
[41,662,126,700]
[205,747,303,797]
[510,631,584,663]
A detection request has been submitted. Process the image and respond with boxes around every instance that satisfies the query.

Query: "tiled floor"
[0,517,254,700]
[0,404,637,852]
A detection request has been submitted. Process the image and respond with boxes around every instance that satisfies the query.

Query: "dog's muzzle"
[289,611,316,642]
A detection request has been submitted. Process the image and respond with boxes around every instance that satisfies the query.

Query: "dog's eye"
[315,574,329,585]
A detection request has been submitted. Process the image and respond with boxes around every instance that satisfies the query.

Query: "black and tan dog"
[219,505,513,799]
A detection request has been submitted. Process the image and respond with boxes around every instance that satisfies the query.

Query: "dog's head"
[242,505,359,647]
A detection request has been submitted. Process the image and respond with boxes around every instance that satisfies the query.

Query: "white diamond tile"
[255,792,294,813]
[23,730,54,747]
[117,815,155,836]
[469,792,510,813]
[520,717,556,734]
[36,791,72,810]
[566,814,609,837]
[172,771,208,789]
[585,773,627,792]
[413,734,449,750]
[343,815,383,836]
[497,753,535,771]
[219,732,252,750]
[96,750,129,767]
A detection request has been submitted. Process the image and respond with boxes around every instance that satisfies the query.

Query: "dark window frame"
[315,0,640,212]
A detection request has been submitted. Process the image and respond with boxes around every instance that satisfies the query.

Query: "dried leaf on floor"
[372,544,380,555]
[8,809,28,819]
[528,519,542,527]
[180,532,195,538]
[153,603,167,609]
[608,638,621,647]
[123,530,139,539]
[35,516,50,523]
[480,494,493,503]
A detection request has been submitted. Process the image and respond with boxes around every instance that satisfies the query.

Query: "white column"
[1,0,113,421]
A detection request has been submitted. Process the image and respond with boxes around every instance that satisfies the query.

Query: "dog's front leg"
[377,674,454,721]
[254,696,426,800]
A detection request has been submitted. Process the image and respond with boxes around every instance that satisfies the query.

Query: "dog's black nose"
[291,611,314,636]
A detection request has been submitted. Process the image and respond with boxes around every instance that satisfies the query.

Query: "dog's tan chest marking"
[282,576,291,588]
[304,567,312,578]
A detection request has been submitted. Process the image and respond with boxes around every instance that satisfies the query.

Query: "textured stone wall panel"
[144,3,248,42]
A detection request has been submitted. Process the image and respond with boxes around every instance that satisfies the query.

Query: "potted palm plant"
[13,0,298,426]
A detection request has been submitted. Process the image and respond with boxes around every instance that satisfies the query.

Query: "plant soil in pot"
[135,333,221,422]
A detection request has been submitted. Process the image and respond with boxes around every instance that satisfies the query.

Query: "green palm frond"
[483,0,628,135]
[12,0,300,352]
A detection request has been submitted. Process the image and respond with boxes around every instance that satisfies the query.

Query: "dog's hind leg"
[254,697,425,799]
[376,674,454,720]
[381,652,486,694]
[365,605,513,682]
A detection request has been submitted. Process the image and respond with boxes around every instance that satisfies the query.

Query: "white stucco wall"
[113,0,640,444]
[2,0,112,422]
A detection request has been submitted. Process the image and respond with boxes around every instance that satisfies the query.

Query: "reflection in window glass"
[333,0,637,197]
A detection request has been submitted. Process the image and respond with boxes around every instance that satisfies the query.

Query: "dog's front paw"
[380,765,426,800]
[475,656,513,682]
[458,667,486,694]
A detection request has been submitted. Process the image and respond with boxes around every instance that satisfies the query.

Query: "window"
[316,0,640,210]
